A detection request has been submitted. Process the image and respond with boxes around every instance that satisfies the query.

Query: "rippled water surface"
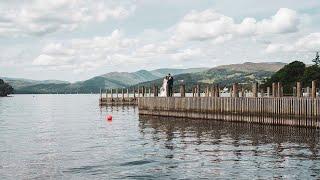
[1,94,320,179]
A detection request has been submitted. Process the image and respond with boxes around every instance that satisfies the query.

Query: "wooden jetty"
[101,81,320,128]
[99,86,158,105]
[139,97,320,128]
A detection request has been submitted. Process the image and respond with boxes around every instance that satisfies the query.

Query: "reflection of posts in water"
[139,115,320,155]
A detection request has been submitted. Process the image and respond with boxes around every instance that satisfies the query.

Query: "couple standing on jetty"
[159,74,174,97]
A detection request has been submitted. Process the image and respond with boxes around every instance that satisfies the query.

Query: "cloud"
[173,8,301,42]
[171,48,205,62]
[30,7,316,75]
[32,29,140,72]
[0,0,135,36]
[266,33,320,53]
[256,8,299,34]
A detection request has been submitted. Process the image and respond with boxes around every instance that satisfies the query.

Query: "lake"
[0,94,319,179]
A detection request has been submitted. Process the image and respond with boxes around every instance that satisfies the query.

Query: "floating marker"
[106,115,112,121]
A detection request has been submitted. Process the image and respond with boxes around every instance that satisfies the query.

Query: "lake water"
[0,94,320,179]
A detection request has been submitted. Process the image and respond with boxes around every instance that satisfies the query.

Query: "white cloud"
[171,48,204,62]
[173,8,301,42]
[32,29,139,72]
[256,8,299,34]
[266,33,320,53]
[0,0,135,36]
[29,6,317,77]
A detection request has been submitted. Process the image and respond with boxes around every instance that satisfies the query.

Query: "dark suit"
[168,76,174,97]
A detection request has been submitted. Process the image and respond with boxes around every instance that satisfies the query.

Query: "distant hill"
[13,68,208,94]
[1,77,68,89]
[9,63,286,94]
[133,62,286,92]
[213,62,285,73]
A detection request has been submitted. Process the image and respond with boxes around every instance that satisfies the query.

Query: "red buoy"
[106,115,112,121]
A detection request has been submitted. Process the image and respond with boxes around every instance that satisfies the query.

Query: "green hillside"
[132,62,285,92]
[1,77,68,89]
[13,68,208,94]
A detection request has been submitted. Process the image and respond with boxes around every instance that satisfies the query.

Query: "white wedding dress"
[159,78,168,97]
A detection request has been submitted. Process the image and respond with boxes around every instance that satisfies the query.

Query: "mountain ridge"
[6,62,286,94]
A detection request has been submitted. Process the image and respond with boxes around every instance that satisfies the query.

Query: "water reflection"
[139,115,320,179]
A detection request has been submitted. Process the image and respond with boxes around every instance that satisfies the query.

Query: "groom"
[167,73,174,97]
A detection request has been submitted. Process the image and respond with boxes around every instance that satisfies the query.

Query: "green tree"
[263,61,306,94]
[301,65,320,85]
[0,79,14,97]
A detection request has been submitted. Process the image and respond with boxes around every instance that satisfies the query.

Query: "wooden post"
[110,89,113,101]
[127,89,129,99]
[141,86,144,97]
[267,87,270,97]
[297,82,302,98]
[205,86,209,97]
[121,88,124,101]
[233,83,239,97]
[277,82,282,97]
[133,87,136,99]
[148,88,151,97]
[153,85,158,97]
[180,84,186,97]
[216,85,220,97]
[252,82,258,97]
[192,86,195,97]
[272,83,277,97]
[197,84,201,97]
[100,88,102,100]
[312,80,317,98]
[116,89,119,100]
[211,85,215,97]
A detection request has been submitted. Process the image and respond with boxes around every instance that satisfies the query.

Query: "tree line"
[0,79,14,97]
[262,52,320,94]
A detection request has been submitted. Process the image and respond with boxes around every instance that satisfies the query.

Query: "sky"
[1,0,320,82]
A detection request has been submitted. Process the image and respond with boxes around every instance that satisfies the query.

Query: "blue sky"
[1,0,320,82]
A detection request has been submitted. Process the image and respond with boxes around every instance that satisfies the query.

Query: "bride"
[159,76,168,97]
